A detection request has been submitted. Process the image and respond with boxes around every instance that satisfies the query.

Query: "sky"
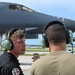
[0,0,75,45]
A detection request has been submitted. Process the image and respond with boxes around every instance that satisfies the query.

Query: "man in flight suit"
[0,28,26,75]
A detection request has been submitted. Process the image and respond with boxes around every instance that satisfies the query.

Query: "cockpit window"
[9,4,35,12]
[9,5,19,10]
[21,5,35,12]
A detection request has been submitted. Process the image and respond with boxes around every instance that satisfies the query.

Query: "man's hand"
[32,53,40,62]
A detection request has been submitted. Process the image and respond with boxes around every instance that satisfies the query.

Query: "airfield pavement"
[18,56,33,75]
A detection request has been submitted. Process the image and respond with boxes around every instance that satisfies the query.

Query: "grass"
[21,54,46,56]
[23,46,75,56]
[26,48,49,52]
[1,46,75,56]
[21,47,49,56]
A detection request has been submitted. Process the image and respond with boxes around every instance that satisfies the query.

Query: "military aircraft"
[0,2,75,39]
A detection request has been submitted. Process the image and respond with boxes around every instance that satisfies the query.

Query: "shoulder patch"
[12,68,20,75]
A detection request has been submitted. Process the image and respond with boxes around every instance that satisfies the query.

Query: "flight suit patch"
[12,68,20,75]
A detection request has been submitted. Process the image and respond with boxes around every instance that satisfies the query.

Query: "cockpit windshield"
[9,4,35,12]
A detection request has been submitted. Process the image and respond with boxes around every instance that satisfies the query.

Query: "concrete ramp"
[18,56,32,75]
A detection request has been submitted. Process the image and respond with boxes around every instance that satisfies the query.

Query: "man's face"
[11,37,26,56]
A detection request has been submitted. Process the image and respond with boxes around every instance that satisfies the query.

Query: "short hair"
[10,29,25,39]
[45,21,66,44]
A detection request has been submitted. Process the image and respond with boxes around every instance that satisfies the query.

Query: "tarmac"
[18,56,33,75]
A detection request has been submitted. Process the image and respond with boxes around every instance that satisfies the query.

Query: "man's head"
[2,28,26,57]
[44,21,67,45]
[9,29,26,56]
